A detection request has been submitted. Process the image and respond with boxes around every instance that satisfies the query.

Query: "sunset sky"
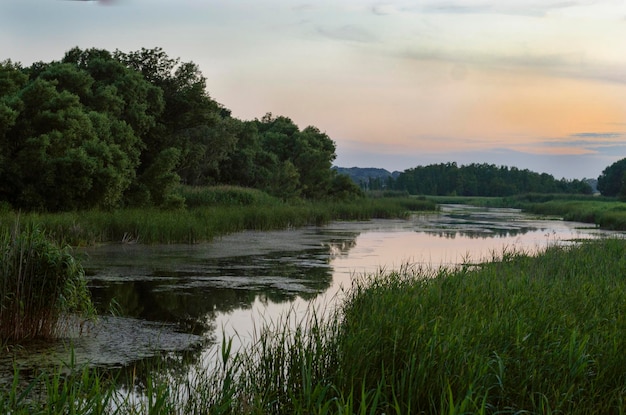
[2,0,625,179]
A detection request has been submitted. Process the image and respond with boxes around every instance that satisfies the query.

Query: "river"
[1,204,619,383]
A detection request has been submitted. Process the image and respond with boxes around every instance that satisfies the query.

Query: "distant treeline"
[0,47,361,212]
[359,162,593,196]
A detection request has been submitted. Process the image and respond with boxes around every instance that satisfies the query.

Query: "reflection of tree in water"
[422,226,536,239]
[420,211,543,239]
[80,230,361,381]
[86,246,344,336]
[87,244,355,334]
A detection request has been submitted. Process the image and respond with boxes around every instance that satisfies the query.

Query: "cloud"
[415,0,615,17]
[569,132,623,139]
[397,45,626,85]
[317,24,378,43]
[371,3,403,15]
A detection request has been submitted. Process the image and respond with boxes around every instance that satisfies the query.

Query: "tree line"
[369,163,593,196]
[0,47,361,211]
[3,46,621,212]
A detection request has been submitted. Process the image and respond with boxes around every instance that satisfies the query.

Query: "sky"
[2,0,626,179]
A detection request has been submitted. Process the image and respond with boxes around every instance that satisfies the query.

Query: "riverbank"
[0,187,436,246]
[3,237,625,414]
[429,194,626,231]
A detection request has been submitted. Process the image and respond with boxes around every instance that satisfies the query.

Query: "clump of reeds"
[0,195,437,246]
[0,225,94,342]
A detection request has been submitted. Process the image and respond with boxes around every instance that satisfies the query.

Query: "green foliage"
[597,157,626,197]
[203,239,626,414]
[177,185,278,208]
[132,147,183,208]
[1,48,348,212]
[5,239,626,413]
[0,53,155,211]
[327,173,364,200]
[115,47,238,187]
[0,225,94,342]
[256,114,338,199]
[0,196,434,245]
[521,198,626,230]
[393,162,593,197]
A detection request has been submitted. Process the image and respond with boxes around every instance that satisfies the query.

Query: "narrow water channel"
[1,205,618,383]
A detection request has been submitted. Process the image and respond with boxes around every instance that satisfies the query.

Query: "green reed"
[203,239,626,414]
[7,227,624,414]
[518,199,626,230]
[0,191,435,246]
[0,225,94,342]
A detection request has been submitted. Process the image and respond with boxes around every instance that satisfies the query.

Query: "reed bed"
[0,226,94,342]
[519,199,626,230]
[0,189,436,246]
[5,238,625,414]
[202,239,626,414]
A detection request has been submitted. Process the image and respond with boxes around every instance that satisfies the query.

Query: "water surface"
[2,205,617,381]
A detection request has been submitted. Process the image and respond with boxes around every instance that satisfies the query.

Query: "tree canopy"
[597,158,626,198]
[387,163,592,196]
[2,47,614,212]
[0,47,360,211]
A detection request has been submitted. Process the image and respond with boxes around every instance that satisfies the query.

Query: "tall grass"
[429,194,626,231]
[517,199,626,229]
[7,231,624,414]
[205,238,626,414]
[0,225,94,342]
[0,188,436,245]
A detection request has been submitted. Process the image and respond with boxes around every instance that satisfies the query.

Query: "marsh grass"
[0,225,95,342]
[429,194,626,231]
[516,199,626,230]
[0,190,436,245]
[6,234,625,414]
[203,239,626,414]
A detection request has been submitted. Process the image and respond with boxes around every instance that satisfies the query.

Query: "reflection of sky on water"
[3,205,622,382]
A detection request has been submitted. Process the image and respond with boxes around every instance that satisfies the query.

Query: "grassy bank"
[428,193,626,231]
[512,198,626,230]
[0,186,436,246]
[4,238,626,413]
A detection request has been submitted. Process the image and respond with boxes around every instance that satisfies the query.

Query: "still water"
[2,205,618,378]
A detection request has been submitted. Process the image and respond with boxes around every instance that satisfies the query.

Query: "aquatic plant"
[204,239,626,414]
[0,225,94,342]
[0,195,436,245]
[3,239,626,413]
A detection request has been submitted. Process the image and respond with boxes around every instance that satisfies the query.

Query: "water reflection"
[3,205,619,385]
[86,249,336,336]
[413,205,546,239]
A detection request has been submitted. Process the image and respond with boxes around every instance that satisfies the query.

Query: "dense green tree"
[391,163,591,197]
[597,158,626,197]
[328,172,364,200]
[217,120,278,190]
[0,51,164,210]
[255,114,338,199]
[0,47,349,211]
[115,47,237,187]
